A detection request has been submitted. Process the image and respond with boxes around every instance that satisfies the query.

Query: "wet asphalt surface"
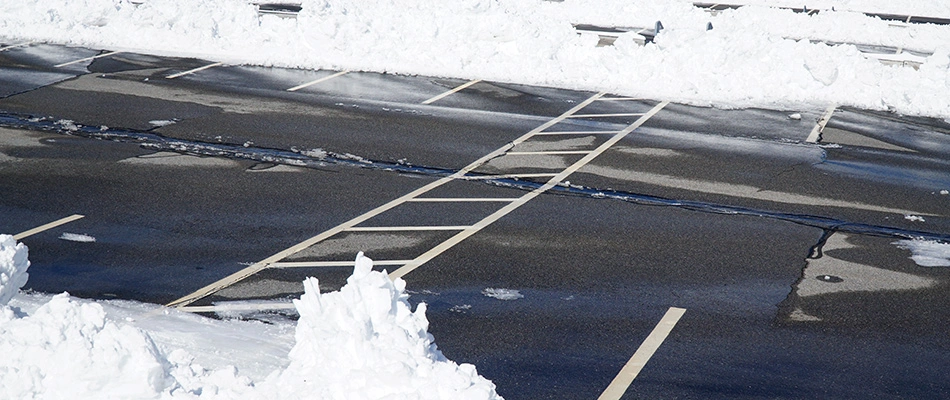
[2,44,950,399]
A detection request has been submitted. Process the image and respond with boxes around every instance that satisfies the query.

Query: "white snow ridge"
[0,236,502,399]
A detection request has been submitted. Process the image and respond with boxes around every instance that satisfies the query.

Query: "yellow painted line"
[166,92,606,309]
[287,70,350,91]
[535,130,622,135]
[806,104,837,143]
[0,42,31,52]
[506,150,593,156]
[165,62,224,79]
[345,225,472,232]
[422,79,482,104]
[598,307,686,400]
[13,214,85,240]
[569,113,645,118]
[389,101,669,280]
[270,260,412,268]
[54,50,122,68]
[407,197,519,202]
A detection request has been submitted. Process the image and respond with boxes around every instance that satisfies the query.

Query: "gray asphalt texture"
[2,44,949,399]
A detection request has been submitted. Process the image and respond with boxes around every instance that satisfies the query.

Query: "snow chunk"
[940,190,949,195]
[895,239,950,267]
[787,113,802,120]
[148,120,176,127]
[0,235,29,306]
[270,252,502,399]
[904,215,926,222]
[482,288,524,301]
[59,232,97,243]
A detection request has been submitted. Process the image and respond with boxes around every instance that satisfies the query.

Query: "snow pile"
[895,239,950,267]
[0,235,29,305]
[0,237,501,399]
[2,0,950,118]
[271,252,500,399]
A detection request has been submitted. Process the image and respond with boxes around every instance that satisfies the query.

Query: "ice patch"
[59,232,96,243]
[482,288,524,301]
[148,120,176,127]
[895,239,950,267]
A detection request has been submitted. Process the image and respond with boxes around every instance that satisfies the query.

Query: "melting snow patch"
[895,239,950,267]
[904,215,926,222]
[482,288,524,301]
[450,304,472,313]
[55,119,78,131]
[58,232,96,243]
[148,120,176,127]
[787,113,802,120]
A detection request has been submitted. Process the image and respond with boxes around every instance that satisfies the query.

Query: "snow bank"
[2,0,950,118]
[270,252,500,399]
[0,237,501,399]
[0,235,29,305]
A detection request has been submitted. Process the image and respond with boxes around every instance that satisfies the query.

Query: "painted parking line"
[167,94,670,309]
[421,79,482,105]
[54,50,122,68]
[0,42,31,52]
[165,62,224,79]
[569,113,645,118]
[165,92,608,308]
[598,307,687,400]
[505,150,594,156]
[286,70,350,91]
[534,130,624,135]
[13,214,85,240]
[269,260,413,268]
[407,198,519,202]
[344,225,472,232]
[806,104,837,143]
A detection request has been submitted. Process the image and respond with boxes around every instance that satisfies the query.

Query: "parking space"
[2,41,950,399]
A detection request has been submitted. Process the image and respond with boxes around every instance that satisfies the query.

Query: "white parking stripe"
[806,104,836,143]
[270,260,413,268]
[506,150,593,155]
[345,226,472,232]
[569,113,645,118]
[13,214,85,240]
[166,93,607,309]
[0,42,31,52]
[286,70,350,91]
[598,307,686,400]
[407,198,519,202]
[534,130,623,135]
[165,62,224,79]
[54,50,122,68]
[421,79,481,104]
[389,101,669,279]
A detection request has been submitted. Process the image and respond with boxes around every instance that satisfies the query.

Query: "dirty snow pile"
[0,236,501,399]
[2,0,950,118]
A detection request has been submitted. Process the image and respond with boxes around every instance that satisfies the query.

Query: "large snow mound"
[0,236,501,399]
[1,0,950,118]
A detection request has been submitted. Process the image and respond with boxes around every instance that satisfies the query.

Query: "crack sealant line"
[164,92,606,309]
[389,100,669,280]
[806,104,836,143]
[54,50,122,68]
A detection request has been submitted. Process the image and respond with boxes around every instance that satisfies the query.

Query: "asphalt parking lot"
[2,43,950,398]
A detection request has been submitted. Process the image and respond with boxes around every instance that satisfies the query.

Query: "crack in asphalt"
[3,110,948,245]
